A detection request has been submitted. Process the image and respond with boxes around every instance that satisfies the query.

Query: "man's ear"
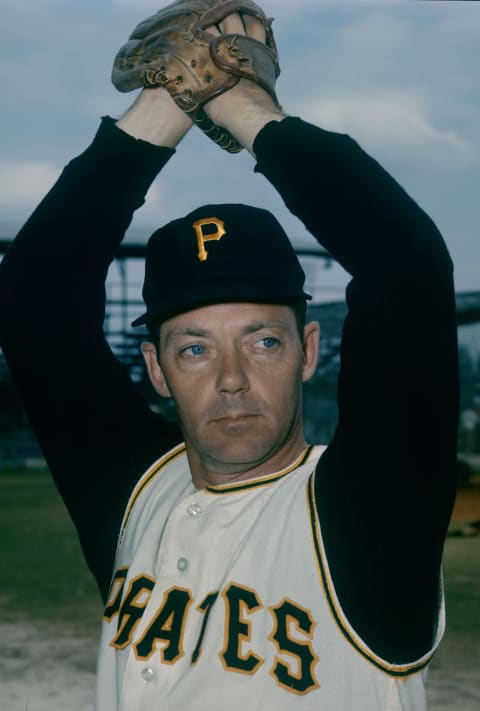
[302,321,320,383]
[142,342,171,398]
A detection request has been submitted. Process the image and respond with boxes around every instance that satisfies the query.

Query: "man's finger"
[243,14,266,43]
[218,13,247,36]
[208,14,267,43]
[206,23,220,36]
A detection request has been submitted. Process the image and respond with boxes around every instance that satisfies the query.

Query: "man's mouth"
[211,412,260,424]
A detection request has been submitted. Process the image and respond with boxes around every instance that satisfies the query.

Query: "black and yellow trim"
[206,445,315,495]
[307,474,435,677]
[117,443,186,554]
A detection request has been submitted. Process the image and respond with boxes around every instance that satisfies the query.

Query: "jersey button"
[177,557,188,572]
[141,667,155,684]
[187,503,202,518]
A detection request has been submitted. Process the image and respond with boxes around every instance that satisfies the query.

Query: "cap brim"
[131,313,148,327]
[130,287,311,329]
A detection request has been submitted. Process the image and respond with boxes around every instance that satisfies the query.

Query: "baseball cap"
[131,203,311,327]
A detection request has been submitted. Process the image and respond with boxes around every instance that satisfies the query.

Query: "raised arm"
[202,22,459,662]
[254,117,458,660]
[0,89,190,595]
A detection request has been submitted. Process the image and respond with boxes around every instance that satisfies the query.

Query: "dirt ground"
[2,617,479,711]
[0,622,97,711]
[427,648,480,711]
[1,488,479,711]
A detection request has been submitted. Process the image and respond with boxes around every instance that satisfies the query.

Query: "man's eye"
[259,337,279,349]
[181,344,205,357]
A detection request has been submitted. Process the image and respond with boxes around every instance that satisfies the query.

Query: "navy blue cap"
[132,203,311,327]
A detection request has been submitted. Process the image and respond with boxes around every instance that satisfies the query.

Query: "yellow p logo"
[192,217,226,262]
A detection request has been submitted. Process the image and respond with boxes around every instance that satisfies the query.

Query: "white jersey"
[95,443,444,711]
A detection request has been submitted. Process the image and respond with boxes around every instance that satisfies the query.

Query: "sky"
[1,0,479,317]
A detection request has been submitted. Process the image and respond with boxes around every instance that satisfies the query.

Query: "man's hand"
[116,87,193,148]
[112,0,282,154]
[204,12,286,156]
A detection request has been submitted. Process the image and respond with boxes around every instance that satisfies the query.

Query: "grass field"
[0,470,101,636]
[0,469,479,709]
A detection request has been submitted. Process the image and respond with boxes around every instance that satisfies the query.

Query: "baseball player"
[0,2,459,709]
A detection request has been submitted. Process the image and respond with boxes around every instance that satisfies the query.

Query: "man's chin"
[196,435,274,475]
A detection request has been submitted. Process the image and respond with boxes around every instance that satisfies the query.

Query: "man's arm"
[0,89,190,598]
[115,87,193,146]
[258,118,458,662]
[205,74,458,661]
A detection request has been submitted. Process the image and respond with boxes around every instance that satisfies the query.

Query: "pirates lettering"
[269,598,320,694]
[191,591,219,665]
[220,583,263,674]
[110,574,155,650]
[103,567,128,621]
[105,572,319,695]
[134,586,193,664]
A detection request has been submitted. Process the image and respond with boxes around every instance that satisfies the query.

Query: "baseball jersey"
[95,443,444,711]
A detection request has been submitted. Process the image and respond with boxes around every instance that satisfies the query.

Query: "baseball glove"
[112,0,280,152]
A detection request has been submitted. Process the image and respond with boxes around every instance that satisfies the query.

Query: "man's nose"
[215,346,250,395]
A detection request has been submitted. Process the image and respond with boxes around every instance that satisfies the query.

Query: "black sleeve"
[0,118,182,598]
[254,117,459,662]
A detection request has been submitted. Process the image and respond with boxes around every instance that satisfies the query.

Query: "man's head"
[136,205,319,486]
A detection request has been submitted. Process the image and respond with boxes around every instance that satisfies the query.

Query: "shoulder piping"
[116,443,186,555]
[306,474,436,677]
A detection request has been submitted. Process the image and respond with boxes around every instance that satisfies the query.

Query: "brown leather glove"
[111,0,280,152]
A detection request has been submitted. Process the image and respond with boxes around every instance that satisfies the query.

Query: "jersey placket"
[118,487,220,710]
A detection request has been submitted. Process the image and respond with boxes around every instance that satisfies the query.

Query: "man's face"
[143,302,319,487]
